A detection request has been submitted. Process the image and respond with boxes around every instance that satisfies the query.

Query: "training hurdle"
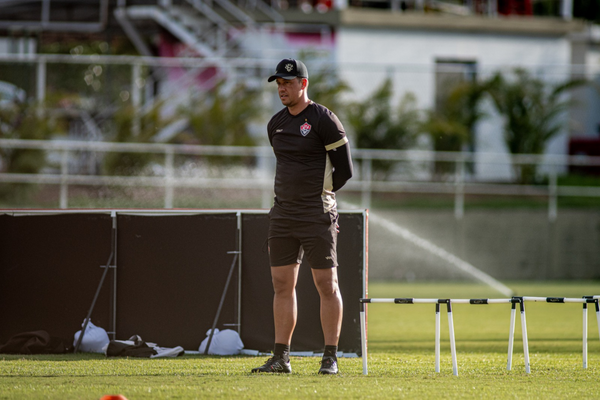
[359,295,600,376]
[518,296,600,371]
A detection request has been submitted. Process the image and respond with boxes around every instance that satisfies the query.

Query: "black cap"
[267,59,309,82]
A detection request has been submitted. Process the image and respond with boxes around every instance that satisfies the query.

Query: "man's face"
[275,77,305,108]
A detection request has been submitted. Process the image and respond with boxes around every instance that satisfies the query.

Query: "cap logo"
[285,63,294,72]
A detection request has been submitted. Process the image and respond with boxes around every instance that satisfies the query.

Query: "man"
[251,59,353,375]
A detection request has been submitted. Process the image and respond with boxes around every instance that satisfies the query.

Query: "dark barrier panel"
[0,213,113,345]
[240,212,366,355]
[115,213,238,350]
[0,210,365,354]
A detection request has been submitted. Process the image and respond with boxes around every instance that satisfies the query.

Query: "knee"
[315,276,340,298]
[272,275,295,296]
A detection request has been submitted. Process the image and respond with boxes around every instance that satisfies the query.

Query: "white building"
[276,7,600,179]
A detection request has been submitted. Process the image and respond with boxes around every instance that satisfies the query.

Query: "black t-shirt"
[268,102,349,221]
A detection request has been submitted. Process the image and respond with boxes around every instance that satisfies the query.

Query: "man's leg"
[272,263,300,345]
[252,263,299,373]
[312,267,343,374]
[312,267,343,346]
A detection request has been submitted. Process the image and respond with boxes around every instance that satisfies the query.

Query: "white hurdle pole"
[595,297,600,342]
[360,299,368,375]
[519,299,531,374]
[435,303,440,373]
[583,300,588,369]
[445,300,459,376]
[507,300,517,371]
[522,296,600,371]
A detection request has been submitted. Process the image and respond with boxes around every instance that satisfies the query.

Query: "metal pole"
[507,300,516,370]
[561,0,573,20]
[596,299,600,342]
[520,300,531,373]
[549,165,557,222]
[435,303,440,373]
[236,212,242,335]
[204,221,241,355]
[447,301,458,376]
[360,301,368,375]
[454,157,465,220]
[59,149,69,209]
[164,147,174,208]
[111,211,118,341]
[36,57,46,105]
[131,63,142,137]
[361,157,372,210]
[583,301,588,369]
[203,252,239,354]
[41,0,50,26]
[74,211,117,352]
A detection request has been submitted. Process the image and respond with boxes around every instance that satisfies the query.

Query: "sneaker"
[318,356,338,375]
[251,355,292,373]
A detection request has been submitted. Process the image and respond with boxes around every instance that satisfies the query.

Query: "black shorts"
[268,213,338,269]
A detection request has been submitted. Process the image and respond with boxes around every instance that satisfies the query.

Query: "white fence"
[2,138,600,220]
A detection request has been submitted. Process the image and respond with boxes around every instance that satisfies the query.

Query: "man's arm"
[328,143,353,192]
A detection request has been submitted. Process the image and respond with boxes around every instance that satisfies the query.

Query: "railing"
[2,138,600,220]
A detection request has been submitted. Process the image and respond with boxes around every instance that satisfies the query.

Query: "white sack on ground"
[199,329,244,355]
[73,320,110,353]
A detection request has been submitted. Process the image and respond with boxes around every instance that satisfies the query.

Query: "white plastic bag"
[73,320,110,353]
[198,329,244,355]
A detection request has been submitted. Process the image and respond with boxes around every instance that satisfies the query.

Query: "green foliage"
[103,100,175,176]
[0,63,36,96]
[41,39,135,108]
[0,100,60,174]
[40,38,136,56]
[422,79,488,177]
[485,69,587,184]
[0,97,65,200]
[346,78,421,178]
[295,50,351,113]
[180,81,262,147]
[306,67,351,113]
[424,81,487,151]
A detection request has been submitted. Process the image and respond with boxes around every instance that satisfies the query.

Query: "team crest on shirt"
[300,122,311,137]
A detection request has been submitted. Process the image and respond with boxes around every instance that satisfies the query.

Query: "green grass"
[1,282,599,399]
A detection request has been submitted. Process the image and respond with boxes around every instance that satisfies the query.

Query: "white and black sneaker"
[251,355,292,373]
[318,356,338,374]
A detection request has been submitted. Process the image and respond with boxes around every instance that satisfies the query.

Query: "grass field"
[1,281,599,399]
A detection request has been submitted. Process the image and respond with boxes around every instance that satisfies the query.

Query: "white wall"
[337,27,571,106]
[584,48,600,137]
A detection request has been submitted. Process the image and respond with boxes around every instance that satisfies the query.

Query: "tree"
[0,97,64,199]
[296,51,351,114]
[180,81,263,148]
[305,67,351,114]
[0,101,52,174]
[346,78,421,179]
[485,68,586,183]
[103,99,176,176]
[422,80,488,177]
